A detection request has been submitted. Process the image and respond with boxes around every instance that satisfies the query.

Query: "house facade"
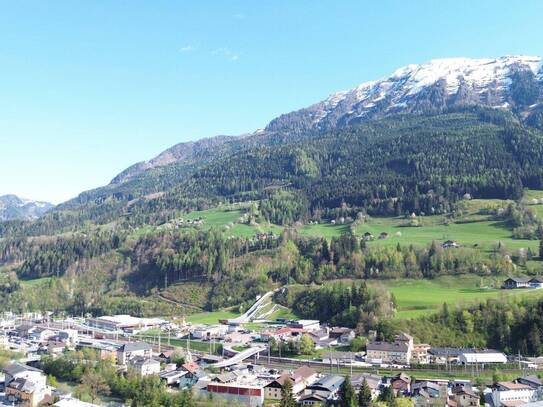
[116,341,153,365]
[492,382,537,406]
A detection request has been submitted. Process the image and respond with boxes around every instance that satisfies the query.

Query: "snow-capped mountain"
[0,195,54,221]
[107,55,543,186]
[266,56,543,133]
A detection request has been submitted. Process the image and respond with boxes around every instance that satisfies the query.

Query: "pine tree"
[280,380,296,407]
[539,239,543,259]
[358,378,372,407]
[339,376,356,407]
[378,385,397,406]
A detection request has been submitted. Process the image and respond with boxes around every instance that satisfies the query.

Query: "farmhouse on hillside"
[502,277,531,289]
[501,276,543,289]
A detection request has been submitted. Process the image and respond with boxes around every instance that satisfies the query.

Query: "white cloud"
[179,45,195,53]
[211,47,240,62]
[234,13,246,20]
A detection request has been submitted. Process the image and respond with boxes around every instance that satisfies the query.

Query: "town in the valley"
[1,277,543,407]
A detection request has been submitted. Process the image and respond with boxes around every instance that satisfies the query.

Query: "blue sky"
[1,0,542,203]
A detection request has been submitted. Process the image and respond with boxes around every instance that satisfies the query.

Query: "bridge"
[211,345,267,368]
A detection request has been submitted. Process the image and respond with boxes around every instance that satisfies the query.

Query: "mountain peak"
[266,55,542,133]
[106,55,543,190]
[0,194,54,221]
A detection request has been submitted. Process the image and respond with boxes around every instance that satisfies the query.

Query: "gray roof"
[3,362,43,377]
[367,341,408,352]
[308,375,345,392]
[129,356,159,366]
[505,277,531,283]
[351,373,382,389]
[8,377,36,393]
[120,341,153,352]
[428,347,474,357]
[160,369,187,379]
[518,375,543,387]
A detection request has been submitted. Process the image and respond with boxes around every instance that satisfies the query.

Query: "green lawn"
[297,222,352,239]
[297,193,543,254]
[19,276,53,287]
[355,215,538,252]
[186,310,239,324]
[368,275,543,319]
[185,207,243,225]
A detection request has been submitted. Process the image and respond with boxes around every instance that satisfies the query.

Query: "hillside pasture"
[368,275,543,319]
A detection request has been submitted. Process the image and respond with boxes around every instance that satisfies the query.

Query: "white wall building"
[458,351,507,365]
[492,382,537,406]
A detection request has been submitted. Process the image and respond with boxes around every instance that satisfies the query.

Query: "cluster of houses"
[502,277,543,289]
[3,312,543,406]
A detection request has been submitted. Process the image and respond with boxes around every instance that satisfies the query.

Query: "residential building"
[366,341,410,364]
[518,375,543,389]
[58,329,79,345]
[264,365,317,399]
[412,381,442,398]
[502,277,531,289]
[299,393,328,405]
[451,387,479,407]
[3,363,50,407]
[411,343,431,364]
[366,332,413,364]
[5,378,51,407]
[351,373,383,398]
[492,382,538,406]
[442,240,459,249]
[128,356,161,376]
[28,327,56,343]
[160,369,188,386]
[179,362,206,388]
[116,341,153,365]
[529,277,543,288]
[391,372,411,394]
[305,374,345,399]
[3,363,46,388]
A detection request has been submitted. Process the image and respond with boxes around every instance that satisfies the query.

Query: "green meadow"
[152,191,543,323]
[369,275,543,319]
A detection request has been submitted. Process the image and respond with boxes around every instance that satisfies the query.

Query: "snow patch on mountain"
[265,56,542,133]
[0,195,54,221]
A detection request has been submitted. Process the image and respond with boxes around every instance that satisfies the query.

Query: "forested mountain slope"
[4,107,543,239]
[31,55,542,229]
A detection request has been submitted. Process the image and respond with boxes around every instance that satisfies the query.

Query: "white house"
[116,341,153,365]
[492,382,537,406]
[2,363,47,388]
[2,363,50,407]
[128,356,161,376]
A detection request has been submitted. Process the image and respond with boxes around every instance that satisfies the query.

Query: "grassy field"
[186,310,239,324]
[138,191,543,325]
[176,205,283,238]
[297,194,543,254]
[131,191,543,253]
[19,276,53,287]
[368,275,543,319]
